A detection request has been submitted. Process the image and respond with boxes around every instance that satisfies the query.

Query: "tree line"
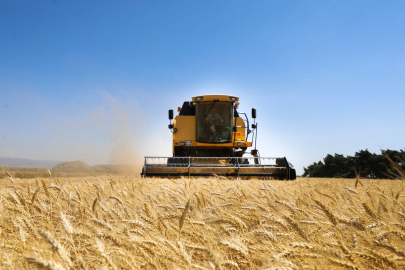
[302,149,405,178]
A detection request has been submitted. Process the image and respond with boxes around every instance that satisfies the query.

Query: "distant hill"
[0,157,61,168]
[53,161,134,173]
[92,164,134,172]
[53,161,91,171]
[0,158,137,179]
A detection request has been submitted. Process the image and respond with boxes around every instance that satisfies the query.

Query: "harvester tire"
[168,158,176,165]
[241,159,249,164]
[291,169,296,180]
[168,157,188,166]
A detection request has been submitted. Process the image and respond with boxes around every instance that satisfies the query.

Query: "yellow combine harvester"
[142,94,296,180]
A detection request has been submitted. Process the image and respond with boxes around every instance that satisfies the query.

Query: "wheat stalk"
[25,257,66,270]
[179,199,190,231]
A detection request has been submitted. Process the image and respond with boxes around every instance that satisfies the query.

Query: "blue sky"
[1,0,404,175]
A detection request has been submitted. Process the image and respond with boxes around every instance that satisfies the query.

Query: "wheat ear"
[25,257,66,270]
[179,199,190,231]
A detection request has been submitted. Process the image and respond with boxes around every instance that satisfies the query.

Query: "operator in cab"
[205,108,222,126]
[205,108,223,139]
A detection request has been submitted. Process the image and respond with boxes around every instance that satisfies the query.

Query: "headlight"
[194,96,204,101]
[179,142,185,146]
[237,142,243,146]
[229,97,238,101]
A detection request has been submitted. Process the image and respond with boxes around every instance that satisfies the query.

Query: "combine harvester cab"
[142,95,296,180]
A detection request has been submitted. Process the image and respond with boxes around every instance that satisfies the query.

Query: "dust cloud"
[90,91,147,172]
[1,89,159,175]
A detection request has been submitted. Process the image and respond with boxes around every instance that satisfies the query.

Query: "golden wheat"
[0,175,404,269]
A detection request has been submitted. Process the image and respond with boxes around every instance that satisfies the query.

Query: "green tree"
[302,148,405,178]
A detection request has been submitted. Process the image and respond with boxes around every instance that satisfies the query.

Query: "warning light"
[178,107,181,112]
[234,103,239,109]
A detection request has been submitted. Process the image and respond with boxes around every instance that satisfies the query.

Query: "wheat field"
[0,175,404,270]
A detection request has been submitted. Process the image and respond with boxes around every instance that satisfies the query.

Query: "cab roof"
[191,95,239,102]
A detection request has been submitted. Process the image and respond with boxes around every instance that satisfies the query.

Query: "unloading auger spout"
[141,94,296,180]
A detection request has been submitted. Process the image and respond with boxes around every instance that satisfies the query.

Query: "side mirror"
[169,109,173,120]
[252,108,256,119]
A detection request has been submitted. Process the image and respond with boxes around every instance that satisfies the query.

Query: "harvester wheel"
[290,169,296,180]
[168,158,176,166]
[241,159,249,164]
[168,157,188,166]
